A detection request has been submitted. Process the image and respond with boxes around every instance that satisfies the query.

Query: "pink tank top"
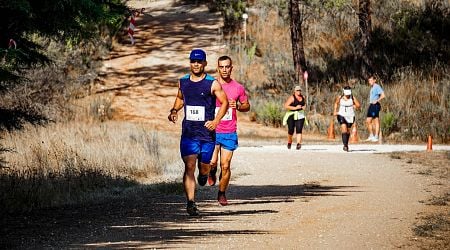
[215,79,248,133]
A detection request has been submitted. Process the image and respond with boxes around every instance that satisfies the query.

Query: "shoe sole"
[208,175,216,186]
[218,194,228,206]
[187,204,199,216]
[218,199,228,206]
[197,174,208,186]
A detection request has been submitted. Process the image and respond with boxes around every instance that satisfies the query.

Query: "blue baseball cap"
[189,49,206,61]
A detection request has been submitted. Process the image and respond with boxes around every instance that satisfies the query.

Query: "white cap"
[343,89,352,96]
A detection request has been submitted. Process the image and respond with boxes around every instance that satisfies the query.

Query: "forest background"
[0,0,448,217]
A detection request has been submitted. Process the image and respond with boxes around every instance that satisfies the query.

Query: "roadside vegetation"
[211,0,449,143]
[0,1,180,213]
[0,122,179,213]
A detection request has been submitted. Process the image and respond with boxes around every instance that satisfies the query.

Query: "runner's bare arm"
[237,100,250,112]
[377,92,386,103]
[205,80,228,131]
[284,96,302,110]
[333,96,340,116]
[168,85,184,123]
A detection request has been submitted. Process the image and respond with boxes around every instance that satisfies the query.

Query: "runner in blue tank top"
[168,49,229,216]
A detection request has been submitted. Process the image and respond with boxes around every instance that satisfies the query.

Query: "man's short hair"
[218,55,232,64]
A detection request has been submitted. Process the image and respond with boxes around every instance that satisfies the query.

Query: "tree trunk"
[358,0,372,78]
[289,0,307,86]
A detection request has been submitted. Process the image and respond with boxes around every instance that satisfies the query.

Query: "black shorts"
[287,116,305,135]
[337,115,354,128]
[367,103,381,118]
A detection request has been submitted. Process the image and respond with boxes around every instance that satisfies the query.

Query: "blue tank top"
[180,74,216,141]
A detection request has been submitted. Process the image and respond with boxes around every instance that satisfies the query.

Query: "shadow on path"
[1,183,360,249]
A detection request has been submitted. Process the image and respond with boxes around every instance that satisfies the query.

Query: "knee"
[220,162,231,172]
[184,164,196,174]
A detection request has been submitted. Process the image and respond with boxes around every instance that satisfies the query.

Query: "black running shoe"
[197,174,208,186]
[287,143,292,149]
[296,143,301,150]
[208,167,217,186]
[186,201,199,216]
[343,145,349,152]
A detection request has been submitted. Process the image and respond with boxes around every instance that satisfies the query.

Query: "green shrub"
[381,112,398,136]
[254,100,283,127]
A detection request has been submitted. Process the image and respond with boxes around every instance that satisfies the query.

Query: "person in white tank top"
[333,86,361,152]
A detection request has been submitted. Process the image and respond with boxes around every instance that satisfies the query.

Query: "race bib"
[186,105,205,121]
[215,107,233,121]
[344,116,354,123]
[297,110,305,120]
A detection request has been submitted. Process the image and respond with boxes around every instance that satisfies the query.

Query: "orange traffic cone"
[327,119,335,139]
[427,135,433,152]
[349,123,359,143]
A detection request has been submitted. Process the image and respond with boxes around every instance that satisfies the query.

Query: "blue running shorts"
[216,132,238,151]
[180,137,215,164]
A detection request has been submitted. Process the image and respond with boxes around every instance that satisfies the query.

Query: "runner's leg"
[366,117,374,138]
[218,149,233,192]
[182,155,198,201]
[208,145,220,186]
[374,117,380,138]
[296,119,305,145]
[340,123,348,145]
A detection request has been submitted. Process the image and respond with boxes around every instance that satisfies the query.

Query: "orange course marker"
[427,135,433,152]
[327,119,335,139]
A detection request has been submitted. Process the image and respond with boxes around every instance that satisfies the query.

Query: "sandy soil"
[1,1,448,249]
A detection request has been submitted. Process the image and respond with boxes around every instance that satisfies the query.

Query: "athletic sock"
[343,133,350,146]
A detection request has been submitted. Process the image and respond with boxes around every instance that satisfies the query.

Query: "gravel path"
[2,143,447,249]
[156,145,442,249]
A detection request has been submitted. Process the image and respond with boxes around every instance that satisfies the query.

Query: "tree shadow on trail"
[0,182,360,249]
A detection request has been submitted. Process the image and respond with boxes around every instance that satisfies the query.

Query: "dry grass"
[0,121,179,212]
[223,2,449,143]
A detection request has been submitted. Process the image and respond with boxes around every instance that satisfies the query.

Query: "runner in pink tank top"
[209,56,250,206]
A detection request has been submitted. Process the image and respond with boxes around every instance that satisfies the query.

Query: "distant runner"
[168,49,228,216]
[333,86,361,151]
[209,56,250,206]
[283,85,307,150]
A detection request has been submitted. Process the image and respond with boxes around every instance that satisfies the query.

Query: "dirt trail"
[94,0,284,137]
[94,0,222,130]
[2,1,446,249]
